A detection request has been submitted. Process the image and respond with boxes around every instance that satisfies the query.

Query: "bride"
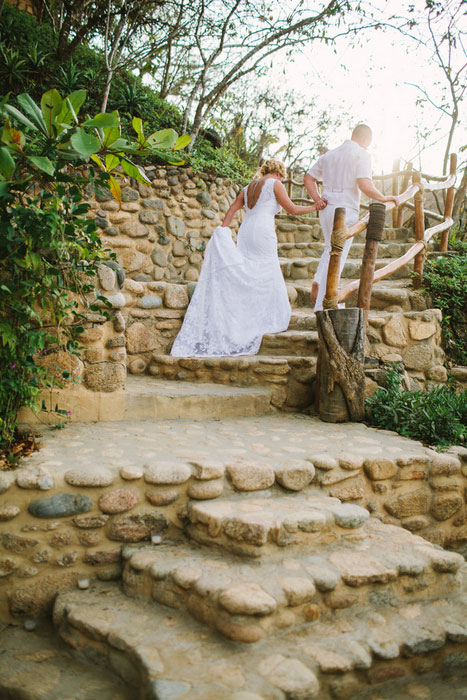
[170,159,326,358]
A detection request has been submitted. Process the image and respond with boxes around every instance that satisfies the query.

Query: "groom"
[304,124,400,311]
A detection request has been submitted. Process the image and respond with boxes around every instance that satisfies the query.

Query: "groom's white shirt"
[307,139,372,311]
[307,139,372,213]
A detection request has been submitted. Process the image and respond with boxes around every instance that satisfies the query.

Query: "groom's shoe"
[310,281,319,308]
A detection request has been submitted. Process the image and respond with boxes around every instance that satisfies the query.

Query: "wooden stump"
[316,307,365,422]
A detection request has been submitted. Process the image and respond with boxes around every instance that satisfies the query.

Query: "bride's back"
[244,177,280,215]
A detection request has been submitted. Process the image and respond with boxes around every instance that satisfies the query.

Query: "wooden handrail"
[338,217,453,302]
[403,202,444,222]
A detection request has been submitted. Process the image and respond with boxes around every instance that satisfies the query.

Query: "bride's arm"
[221,191,245,227]
[274,181,325,215]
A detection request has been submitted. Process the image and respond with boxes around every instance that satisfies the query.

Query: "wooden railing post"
[412,171,425,289]
[323,207,346,310]
[286,169,293,199]
[392,159,400,228]
[396,162,413,228]
[357,202,386,311]
[440,153,457,252]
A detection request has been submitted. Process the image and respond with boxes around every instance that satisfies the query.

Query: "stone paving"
[24,413,434,476]
[1,414,467,699]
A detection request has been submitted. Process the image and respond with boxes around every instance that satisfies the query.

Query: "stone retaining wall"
[1,444,466,622]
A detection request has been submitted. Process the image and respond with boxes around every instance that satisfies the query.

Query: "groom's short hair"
[351,124,372,144]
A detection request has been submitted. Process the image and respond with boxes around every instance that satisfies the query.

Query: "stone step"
[124,376,274,420]
[278,239,423,260]
[149,354,317,410]
[122,518,465,643]
[184,493,370,557]
[289,278,429,313]
[280,256,412,282]
[0,620,133,700]
[259,329,319,356]
[276,217,410,245]
[54,570,467,699]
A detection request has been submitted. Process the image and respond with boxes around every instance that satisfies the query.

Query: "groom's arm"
[304,174,326,209]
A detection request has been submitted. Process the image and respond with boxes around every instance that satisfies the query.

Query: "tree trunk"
[452,166,467,223]
[101,70,114,113]
[316,308,365,422]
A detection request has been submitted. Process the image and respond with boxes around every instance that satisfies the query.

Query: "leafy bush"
[422,245,467,366]
[0,4,252,183]
[0,87,186,452]
[189,140,254,183]
[366,368,466,448]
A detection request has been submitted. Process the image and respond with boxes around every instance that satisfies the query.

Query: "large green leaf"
[102,113,121,148]
[147,128,177,150]
[56,90,87,129]
[173,134,191,151]
[70,128,101,157]
[17,93,48,135]
[0,146,15,179]
[40,89,63,137]
[132,117,144,137]
[82,113,120,129]
[120,157,150,184]
[27,156,55,176]
[4,103,38,133]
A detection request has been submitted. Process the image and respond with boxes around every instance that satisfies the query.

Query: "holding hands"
[313,196,327,211]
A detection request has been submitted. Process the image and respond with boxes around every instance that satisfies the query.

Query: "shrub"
[189,140,254,183]
[0,88,186,452]
[422,245,467,366]
[365,368,466,448]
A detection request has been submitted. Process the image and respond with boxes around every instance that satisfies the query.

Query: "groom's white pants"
[313,205,359,312]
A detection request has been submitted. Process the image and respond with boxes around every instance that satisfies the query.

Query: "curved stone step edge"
[148,354,317,409]
[119,534,465,644]
[277,240,432,259]
[53,583,467,700]
[289,282,431,313]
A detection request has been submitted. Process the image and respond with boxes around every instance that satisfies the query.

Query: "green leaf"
[147,128,177,150]
[27,156,55,176]
[4,103,38,133]
[103,125,120,148]
[0,146,15,179]
[82,113,120,129]
[40,89,63,137]
[90,154,105,170]
[56,90,86,129]
[173,134,191,150]
[16,92,48,135]
[132,116,144,137]
[105,153,120,172]
[108,174,121,204]
[70,128,101,157]
[119,157,150,184]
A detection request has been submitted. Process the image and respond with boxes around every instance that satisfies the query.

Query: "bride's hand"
[314,197,327,211]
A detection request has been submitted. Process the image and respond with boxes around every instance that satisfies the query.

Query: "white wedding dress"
[170,177,291,357]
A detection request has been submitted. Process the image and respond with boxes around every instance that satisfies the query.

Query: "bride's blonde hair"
[259,159,286,178]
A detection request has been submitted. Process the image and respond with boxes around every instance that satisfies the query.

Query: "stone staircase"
[51,487,467,699]
[5,208,467,700]
[146,211,449,413]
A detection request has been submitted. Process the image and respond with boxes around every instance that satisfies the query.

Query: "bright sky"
[268,0,466,176]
